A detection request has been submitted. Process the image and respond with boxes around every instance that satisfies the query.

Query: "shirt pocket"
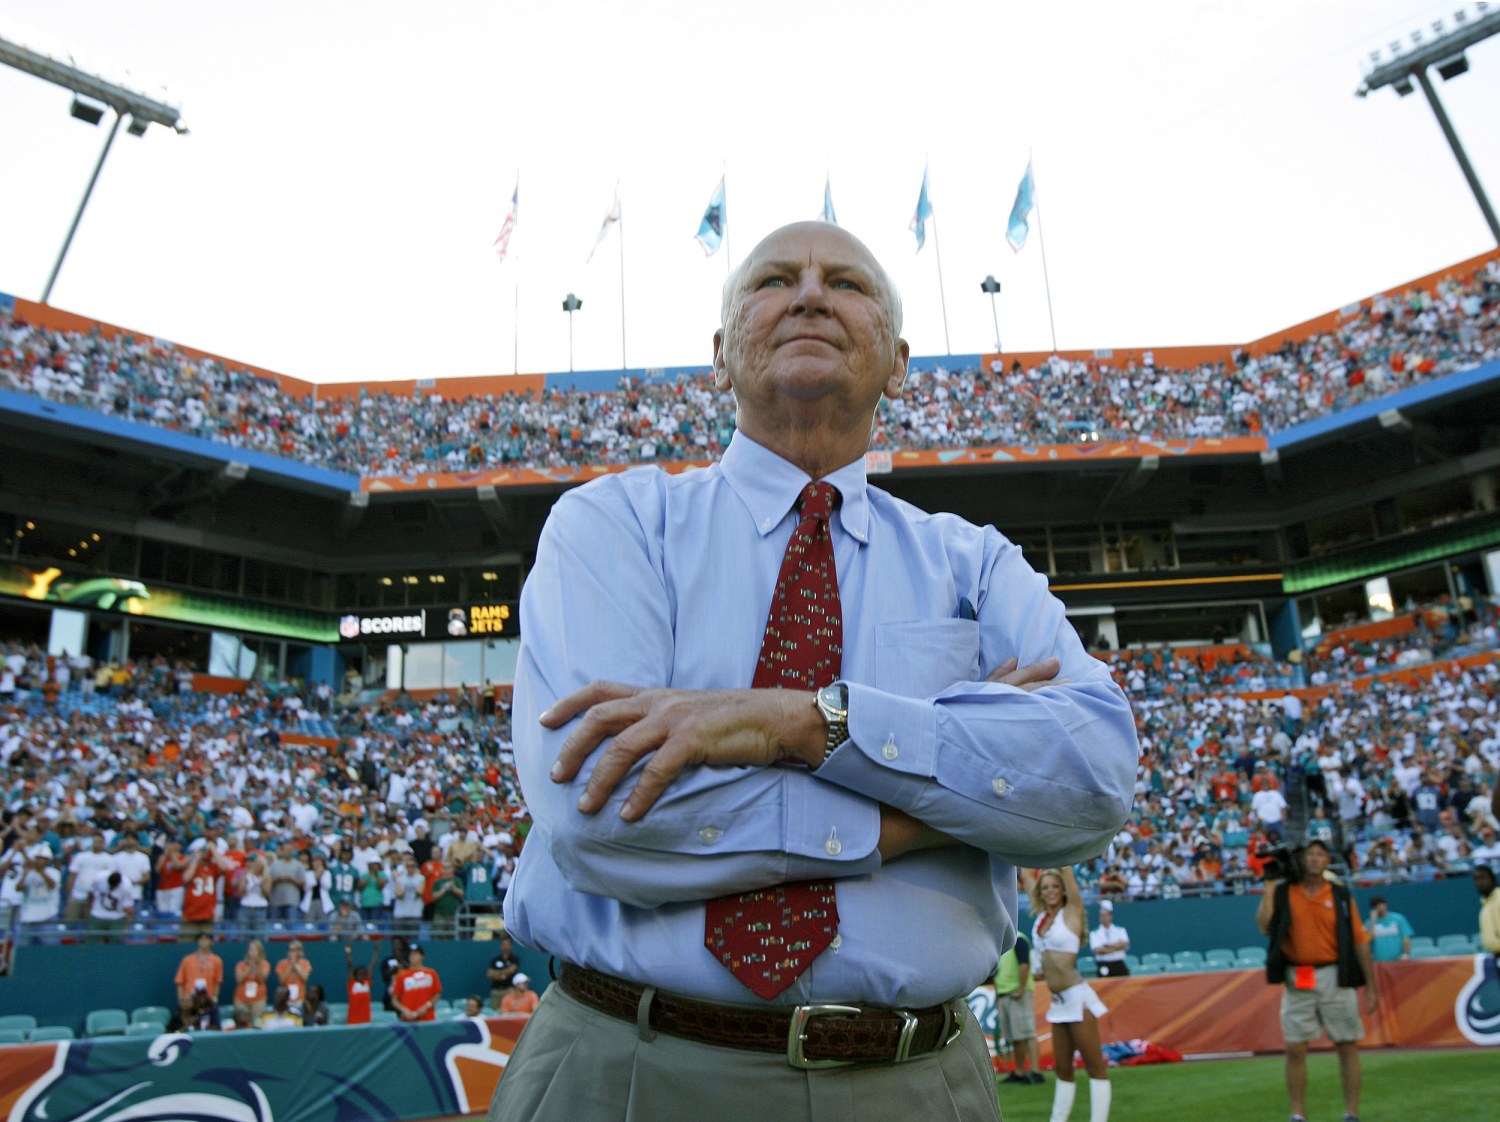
[874,619,981,698]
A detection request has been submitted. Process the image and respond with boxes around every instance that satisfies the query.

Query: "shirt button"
[825,836,842,856]
[698,827,722,845]
[881,739,899,761]
[829,934,843,950]
[992,777,1012,797]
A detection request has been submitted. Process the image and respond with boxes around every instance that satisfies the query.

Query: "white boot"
[1089,1078,1112,1122]
[1050,1078,1077,1122]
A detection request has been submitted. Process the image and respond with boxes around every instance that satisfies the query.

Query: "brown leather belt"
[557,962,962,1069]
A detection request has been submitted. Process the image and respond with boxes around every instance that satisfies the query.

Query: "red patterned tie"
[703,482,842,1000]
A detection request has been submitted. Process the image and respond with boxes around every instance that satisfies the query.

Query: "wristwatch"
[812,683,849,769]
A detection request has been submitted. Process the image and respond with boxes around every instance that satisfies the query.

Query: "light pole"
[1356,6,1500,245]
[980,275,1002,352]
[0,35,187,303]
[562,293,582,372]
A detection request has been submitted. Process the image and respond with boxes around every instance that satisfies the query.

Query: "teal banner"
[0,1017,528,1122]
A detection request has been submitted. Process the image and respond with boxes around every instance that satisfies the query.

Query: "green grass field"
[992,1050,1495,1122]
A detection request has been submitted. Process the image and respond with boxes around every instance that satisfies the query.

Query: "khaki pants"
[489,985,1003,1122]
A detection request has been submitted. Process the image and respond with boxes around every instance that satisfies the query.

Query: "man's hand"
[547,657,1066,822]
[546,683,814,820]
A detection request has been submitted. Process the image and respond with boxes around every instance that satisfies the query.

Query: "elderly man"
[488,222,1138,1122]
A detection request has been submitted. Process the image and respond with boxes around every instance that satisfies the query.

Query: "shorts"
[1046,982,1108,1024]
[1280,965,1363,1044]
[995,991,1036,1041]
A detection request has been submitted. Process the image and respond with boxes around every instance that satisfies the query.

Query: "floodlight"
[69,97,104,125]
[126,116,148,137]
[1435,52,1470,79]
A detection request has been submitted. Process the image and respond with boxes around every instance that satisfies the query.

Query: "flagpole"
[512,271,519,376]
[1032,162,1059,353]
[930,208,952,357]
[618,186,628,372]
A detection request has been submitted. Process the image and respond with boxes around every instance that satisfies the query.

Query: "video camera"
[1256,841,1302,882]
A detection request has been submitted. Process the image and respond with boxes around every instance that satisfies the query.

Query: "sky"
[2,1,1499,385]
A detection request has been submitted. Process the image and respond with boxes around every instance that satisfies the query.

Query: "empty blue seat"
[28,1026,75,1042]
[85,1009,129,1036]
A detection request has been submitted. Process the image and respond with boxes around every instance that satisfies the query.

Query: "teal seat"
[1172,951,1205,971]
[1234,946,1267,967]
[1075,956,1096,976]
[1409,935,1437,954]
[124,1022,160,1036]
[1412,944,1446,959]
[1123,954,1142,972]
[131,1006,171,1027]
[86,1009,129,1036]
[370,1010,400,1024]
[0,1029,27,1044]
[1436,934,1474,954]
[0,1014,37,1033]
[1135,962,1167,976]
[1204,948,1237,968]
[27,1026,75,1042]
[1140,953,1173,971]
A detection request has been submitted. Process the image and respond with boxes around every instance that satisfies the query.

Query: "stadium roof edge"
[0,388,360,495]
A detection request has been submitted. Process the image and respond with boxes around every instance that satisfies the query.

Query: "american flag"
[493,181,518,263]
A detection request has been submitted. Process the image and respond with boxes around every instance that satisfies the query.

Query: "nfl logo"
[339,615,361,640]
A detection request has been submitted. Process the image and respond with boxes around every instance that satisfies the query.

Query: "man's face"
[1302,843,1331,878]
[1477,869,1496,897]
[713,222,908,431]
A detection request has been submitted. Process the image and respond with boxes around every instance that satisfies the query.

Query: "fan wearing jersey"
[393,943,442,1022]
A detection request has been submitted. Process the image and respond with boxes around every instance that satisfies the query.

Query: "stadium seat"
[27,1026,76,1042]
[1134,962,1167,976]
[1436,934,1474,954]
[371,1010,400,1024]
[1234,946,1267,967]
[1172,951,1206,971]
[1204,948,1237,969]
[124,1022,160,1036]
[1140,953,1173,972]
[130,1006,171,1027]
[0,1028,28,1045]
[1075,956,1096,976]
[1412,944,1446,959]
[0,1015,37,1033]
[1123,954,1142,973]
[327,1003,348,1025]
[85,1009,129,1036]
[1409,935,1437,954]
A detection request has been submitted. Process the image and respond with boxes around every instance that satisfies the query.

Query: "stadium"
[2,4,1500,1122]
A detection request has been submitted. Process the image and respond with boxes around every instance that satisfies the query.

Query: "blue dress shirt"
[504,433,1138,1007]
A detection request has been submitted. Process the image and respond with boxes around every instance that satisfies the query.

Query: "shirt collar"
[719,432,870,543]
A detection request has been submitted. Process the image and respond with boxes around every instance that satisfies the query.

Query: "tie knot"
[798,482,837,523]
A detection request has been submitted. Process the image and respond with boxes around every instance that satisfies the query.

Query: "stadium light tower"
[561,293,583,372]
[1356,4,1500,245]
[980,275,1002,352]
[0,34,187,304]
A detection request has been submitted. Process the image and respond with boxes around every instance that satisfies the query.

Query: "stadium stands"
[2,256,1497,477]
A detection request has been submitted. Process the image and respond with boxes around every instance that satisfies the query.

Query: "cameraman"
[1254,839,1378,1122]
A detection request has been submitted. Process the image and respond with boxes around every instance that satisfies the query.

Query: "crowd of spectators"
[3,603,1498,933]
[2,259,1496,477]
[1109,596,1500,700]
[0,642,524,941]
